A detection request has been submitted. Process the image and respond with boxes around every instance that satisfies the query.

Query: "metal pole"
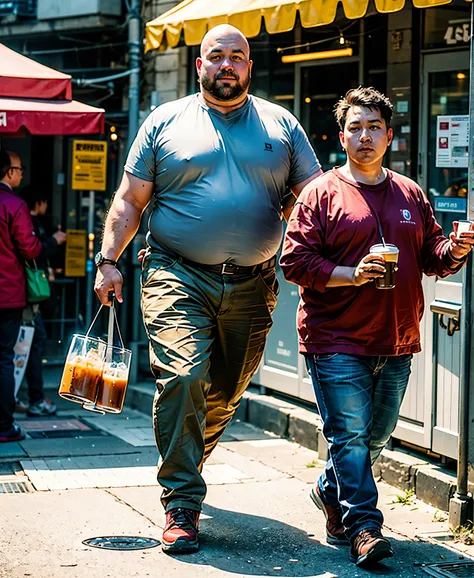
[127,0,141,151]
[449,3,474,528]
[85,190,95,329]
[124,0,142,344]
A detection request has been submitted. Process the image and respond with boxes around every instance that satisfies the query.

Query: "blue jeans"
[305,353,413,541]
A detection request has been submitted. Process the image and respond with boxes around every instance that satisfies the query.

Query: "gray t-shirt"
[125,94,320,266]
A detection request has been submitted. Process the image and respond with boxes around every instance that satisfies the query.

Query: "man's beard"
[200,70,250,101]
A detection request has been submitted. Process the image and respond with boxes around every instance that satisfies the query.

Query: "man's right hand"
[353,254,386,286]
[94,264,124,305]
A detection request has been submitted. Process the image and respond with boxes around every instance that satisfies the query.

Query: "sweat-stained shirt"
[124,94,320,267]
[280,168,466,356]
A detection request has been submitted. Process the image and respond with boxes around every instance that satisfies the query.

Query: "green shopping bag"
[24,260,51,303]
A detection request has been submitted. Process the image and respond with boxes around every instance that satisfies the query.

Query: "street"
[1,392,472,578]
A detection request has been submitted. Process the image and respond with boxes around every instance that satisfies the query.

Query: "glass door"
[418,50,469,459]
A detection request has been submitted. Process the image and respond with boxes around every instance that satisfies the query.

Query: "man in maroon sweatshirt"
[0,150,41,442]
[280,87,474,568]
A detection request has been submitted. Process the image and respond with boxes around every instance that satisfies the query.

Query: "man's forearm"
[326,266,355,287]
[101,197,143,261]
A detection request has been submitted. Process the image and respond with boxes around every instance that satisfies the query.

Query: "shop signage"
[436,115,469,168]
[435,198,467,214]
[0,112,6,127]
[65,229,87,277]
[444,22,470,45]
[72,140,107,191]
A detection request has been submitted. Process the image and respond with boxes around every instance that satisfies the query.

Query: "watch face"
[94,252,103,267]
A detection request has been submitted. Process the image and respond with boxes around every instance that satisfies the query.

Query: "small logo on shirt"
[400,208,416,225]
[264,143,273,152]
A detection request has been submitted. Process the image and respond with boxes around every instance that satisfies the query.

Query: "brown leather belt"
[179,255,277,276]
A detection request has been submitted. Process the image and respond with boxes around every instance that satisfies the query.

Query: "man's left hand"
[448,230,474,260]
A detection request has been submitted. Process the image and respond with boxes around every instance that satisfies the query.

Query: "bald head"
[197,24,252,107]
[200,25,249,58]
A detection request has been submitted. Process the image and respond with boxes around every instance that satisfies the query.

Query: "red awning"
[0,97,105,136]
[0,43,72,101]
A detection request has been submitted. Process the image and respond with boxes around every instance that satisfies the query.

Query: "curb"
[125,382,458,513]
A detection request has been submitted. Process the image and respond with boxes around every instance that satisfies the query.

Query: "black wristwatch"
[94,252,118,268]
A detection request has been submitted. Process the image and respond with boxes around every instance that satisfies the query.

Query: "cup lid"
[369,243,399,254]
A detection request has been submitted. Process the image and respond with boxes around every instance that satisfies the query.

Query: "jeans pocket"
[316,353,339,362]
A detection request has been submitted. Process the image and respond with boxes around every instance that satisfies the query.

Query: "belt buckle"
[221,263,234,275]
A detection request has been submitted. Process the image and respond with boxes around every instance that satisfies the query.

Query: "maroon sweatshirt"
[280,168,465,356]
[0,182,42,309]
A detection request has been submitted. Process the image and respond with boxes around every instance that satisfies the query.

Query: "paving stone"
[0,442,27,458]
[214,444,290,482]
[19,436,138,458]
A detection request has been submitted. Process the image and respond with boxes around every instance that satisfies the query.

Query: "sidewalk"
[0,372,472,577]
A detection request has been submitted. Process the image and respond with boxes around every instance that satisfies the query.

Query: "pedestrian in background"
[19,186,66,417]
[0,150,41,442]
[95,24,322,554]
[280,87,474,568]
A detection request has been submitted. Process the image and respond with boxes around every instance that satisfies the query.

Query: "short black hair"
[334,87,393,131]
[21,184,49,210]
[0,150,11,180]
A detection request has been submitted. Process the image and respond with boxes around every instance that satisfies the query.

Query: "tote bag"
[25,260,51,303]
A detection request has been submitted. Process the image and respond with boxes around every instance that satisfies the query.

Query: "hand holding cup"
[450,220,474,260]
[353,253,386,286]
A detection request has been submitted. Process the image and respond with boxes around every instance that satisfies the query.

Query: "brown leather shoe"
[349,528,393,567]
[310,485,349,545]
[162,508,200,554]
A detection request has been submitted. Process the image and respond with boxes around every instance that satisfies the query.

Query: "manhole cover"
[421,561,474,577]
[83,536,160,550]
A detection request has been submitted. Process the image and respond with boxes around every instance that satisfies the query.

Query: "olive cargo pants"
[141,251,278,512]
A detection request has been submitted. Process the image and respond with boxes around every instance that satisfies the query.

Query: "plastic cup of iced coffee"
[92,345,131,414]
[369,244,399,289]
[58,335,106,403]
[454,220,474,239]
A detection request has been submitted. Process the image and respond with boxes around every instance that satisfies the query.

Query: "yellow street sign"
[65,229,87,277]
[72,140,107,191]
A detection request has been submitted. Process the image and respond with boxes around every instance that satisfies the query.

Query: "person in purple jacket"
[280,87,474,568]
[0,150,41,442]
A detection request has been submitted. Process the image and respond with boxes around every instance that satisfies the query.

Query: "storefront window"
[300,62,359,170]
[300,18,360,58]
[423,1,471,50]
[250,30,295,112]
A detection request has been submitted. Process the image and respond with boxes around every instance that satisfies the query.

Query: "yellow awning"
[145,0,460,52]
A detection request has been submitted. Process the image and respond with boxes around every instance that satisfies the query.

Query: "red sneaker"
[162,508,200,554]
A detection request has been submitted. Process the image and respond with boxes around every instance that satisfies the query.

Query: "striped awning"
[146,0,463,52]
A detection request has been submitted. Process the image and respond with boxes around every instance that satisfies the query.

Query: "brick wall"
[143,0,188,107]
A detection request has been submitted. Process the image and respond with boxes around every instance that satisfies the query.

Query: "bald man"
[94,24,322,553]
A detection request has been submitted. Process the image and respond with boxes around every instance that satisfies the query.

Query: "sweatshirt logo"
[400,208,416,225]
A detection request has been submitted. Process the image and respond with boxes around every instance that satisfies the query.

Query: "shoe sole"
[350,541,394,567]
[310,488,350,546]
[162,538,199,554]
